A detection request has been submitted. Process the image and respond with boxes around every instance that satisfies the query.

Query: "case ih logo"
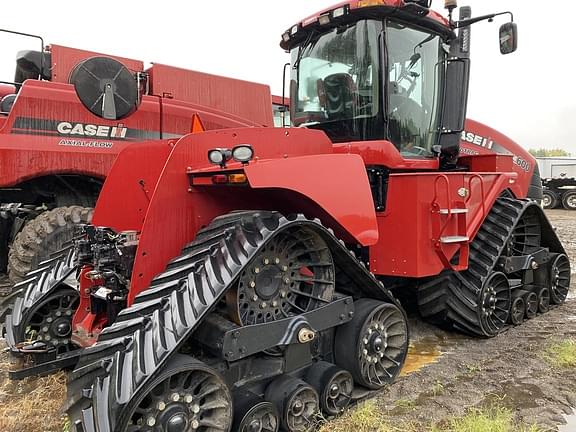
[56,122,128,139]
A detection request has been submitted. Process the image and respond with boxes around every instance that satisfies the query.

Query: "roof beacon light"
[232,145,254,164]
[445,0,458,11]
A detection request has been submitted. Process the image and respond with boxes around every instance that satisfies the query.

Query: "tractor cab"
[283,0,517,167]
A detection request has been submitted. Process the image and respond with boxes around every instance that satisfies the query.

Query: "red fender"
[125,128,376,303]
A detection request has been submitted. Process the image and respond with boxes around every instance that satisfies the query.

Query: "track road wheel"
[542,190,559,209]
[525,292,538,319]
[8,206,92,283]
[335,299,408,390]
[226,227,334,325]
[508,296,525,326]
[538,287,551,313]
[123,355,232,432]
[562,191,576,210]
[549,254,571,304]
[265,376,319,432]
[478,272,511,337]
[234,398,279,432]
[306,361,353,416]
[18,288,79,355]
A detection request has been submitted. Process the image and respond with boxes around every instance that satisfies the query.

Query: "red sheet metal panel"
[148,64,274,128]
[49,44,144,83]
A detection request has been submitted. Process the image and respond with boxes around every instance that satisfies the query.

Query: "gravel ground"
[374,209,576,431]
[0,209,574,432]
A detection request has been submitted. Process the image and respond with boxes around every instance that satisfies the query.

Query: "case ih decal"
[11,116,162,141]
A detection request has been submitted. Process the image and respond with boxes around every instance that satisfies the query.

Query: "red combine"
[0,30,275,285]
[3,1,571,431]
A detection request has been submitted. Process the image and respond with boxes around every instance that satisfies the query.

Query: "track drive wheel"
[226,227,334,325]
[478,272,511,337]
[8,206,92,283]
[17,287,79,355]
[508,296,525,326]
[123,355,233,432]
[335,299,408,390]
[549,254,571,304]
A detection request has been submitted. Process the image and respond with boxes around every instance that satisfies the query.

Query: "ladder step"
[439,208,469,215]
[440,236,469,244]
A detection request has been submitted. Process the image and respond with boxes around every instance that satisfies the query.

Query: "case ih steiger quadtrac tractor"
[4,1,572,431]
[0,30,276,288]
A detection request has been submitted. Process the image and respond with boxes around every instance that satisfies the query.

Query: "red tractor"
[4,1,571,431]
[0,30,276,286]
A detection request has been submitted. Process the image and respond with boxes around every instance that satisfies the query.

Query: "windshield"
[290,20,383,143]
[386,22,444,158]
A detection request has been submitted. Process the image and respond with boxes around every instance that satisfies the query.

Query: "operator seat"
[322,73,357,120]
[0,94,17,113]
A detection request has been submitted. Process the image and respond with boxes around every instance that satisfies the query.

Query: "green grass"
[318,400,395,432]
[431,406,544,432]
[544,339,576,368]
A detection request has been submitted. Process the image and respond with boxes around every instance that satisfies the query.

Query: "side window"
[386,22,444,158]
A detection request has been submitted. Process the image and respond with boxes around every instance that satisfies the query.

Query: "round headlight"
[208,149,231,166]
[232,145,254,163]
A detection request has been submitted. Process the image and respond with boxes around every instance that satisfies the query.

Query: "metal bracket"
[222,296,354,362]
[498,248,550,274]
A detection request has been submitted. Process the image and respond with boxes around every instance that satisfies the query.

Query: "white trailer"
[537,157,576,210]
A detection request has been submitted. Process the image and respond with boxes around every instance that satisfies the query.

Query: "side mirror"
[499,22,518,54]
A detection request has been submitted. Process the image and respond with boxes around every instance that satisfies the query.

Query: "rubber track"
[66,211,401,432]
[418,197,562,336]
[3,246,77,347]
[8,206,91,283]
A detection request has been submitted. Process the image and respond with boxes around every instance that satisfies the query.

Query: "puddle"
[558,408,576,432]
[400,336,445,376]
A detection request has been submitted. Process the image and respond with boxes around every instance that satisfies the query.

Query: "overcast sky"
[1,1,574,154]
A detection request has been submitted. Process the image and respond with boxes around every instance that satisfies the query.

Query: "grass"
[543,339,576,368]
[318,400,399,432]
[0,343,67,432]
[432,406,544,432]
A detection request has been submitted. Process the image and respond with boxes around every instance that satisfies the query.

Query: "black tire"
[542,190,559,209]
[7,206,92,283]
[561,191,576,210]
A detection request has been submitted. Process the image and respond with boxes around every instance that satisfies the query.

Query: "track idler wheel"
[478,272,511,336]
[549,254,571,305]
[233,391,279,432]
[537,287,551,313]
[335,299,408,390]
[508,296,525,326]
[18,288,79,355]
[524,291,538,319]
[306,361,353,416]
[265,376,319,432]
[123,355,232,432]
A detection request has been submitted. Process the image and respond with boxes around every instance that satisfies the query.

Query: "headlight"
[232,145,254,163]
[208,148,232,167]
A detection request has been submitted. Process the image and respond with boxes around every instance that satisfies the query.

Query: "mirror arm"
[456,11,513,28]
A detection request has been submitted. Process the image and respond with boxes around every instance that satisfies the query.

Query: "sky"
[0,0,574,154]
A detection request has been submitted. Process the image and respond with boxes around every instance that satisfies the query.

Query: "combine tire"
[418,198,568,337]
[66,212,408,432]
[561,191,576,210]
[542,190,559,209]
[7,206,92,284]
